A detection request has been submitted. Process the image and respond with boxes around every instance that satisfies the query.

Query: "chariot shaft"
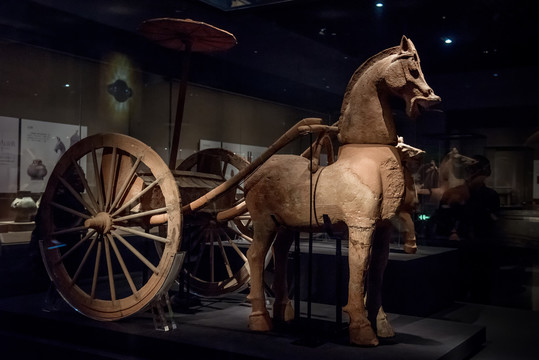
[182,118,336,214]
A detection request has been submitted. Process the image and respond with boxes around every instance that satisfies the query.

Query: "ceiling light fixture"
[376,2,384,7]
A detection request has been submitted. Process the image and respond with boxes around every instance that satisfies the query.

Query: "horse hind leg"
[247,222,276,331]
[367,221,395,338]
[271,229,295,324]
[399,211,417,254]
[344,223,379,346]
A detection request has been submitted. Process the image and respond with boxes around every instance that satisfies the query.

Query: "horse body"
[246,145,402,228]
[244,36,440,346]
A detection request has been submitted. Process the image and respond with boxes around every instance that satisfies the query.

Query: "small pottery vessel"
[27,159,47,180]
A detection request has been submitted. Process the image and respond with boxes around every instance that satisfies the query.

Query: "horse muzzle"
[408,93,441,118]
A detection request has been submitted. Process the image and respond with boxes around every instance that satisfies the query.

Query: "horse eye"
[409,67,420,78]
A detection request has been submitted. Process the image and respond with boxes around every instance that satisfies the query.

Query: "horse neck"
[338,69,397,145]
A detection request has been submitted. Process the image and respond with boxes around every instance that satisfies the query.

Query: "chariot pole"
[139,18,237,169]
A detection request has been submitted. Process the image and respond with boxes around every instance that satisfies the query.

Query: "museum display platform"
[0,291,485,360]
[293,241,460,317]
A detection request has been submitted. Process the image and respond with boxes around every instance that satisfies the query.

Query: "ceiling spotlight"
[444,38,453,44]
[376,2,384,7]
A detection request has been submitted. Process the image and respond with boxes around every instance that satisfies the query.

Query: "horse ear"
[400,35,416,54]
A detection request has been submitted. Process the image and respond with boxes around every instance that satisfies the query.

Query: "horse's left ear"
[400,35,414,53]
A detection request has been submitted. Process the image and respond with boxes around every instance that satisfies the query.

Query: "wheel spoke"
[113,225,169,244]
[111,177,161,217]
[71,159,100,212]
[107,234,138,296]
[51,201,91,220]
[52,225,88,237]
[216,231,233,278]
[109,155,142,211]
[236,183,245,194]
[104,235,116,301]
[58,176,96,216]
[221,161,229,180]
[229,226,253,243]
[226,234,248,263]
[104,147,118,211]
[69,235,98,286]
[110,230,159,275]
[113,207,168,223]
[56,229,97,264]
[92,148,105,211]
[91,239,103,299]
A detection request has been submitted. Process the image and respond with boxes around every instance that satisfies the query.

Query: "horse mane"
[338,46,401,123]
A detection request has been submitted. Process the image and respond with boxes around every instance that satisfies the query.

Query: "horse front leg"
[271,229,295,324]
[343,223,379,346]
[247,222,275,331]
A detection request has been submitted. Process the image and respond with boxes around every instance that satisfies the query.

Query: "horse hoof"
[249,311,273,332]
[376,306,395,338]
[404,243,417,254]
[377,325,395,338]
[349,323,379,347]
[273,300,294,323]
[376,320,395,338]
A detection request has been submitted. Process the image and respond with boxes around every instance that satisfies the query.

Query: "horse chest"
[316,145,405,222]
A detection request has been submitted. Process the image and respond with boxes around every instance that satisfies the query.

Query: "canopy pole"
[169,41,192,170]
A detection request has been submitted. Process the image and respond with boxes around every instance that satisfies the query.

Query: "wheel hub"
[84,212,113,234]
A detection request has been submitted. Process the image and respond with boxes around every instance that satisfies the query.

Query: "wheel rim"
[39,133,181,321]
[177,148,252,296]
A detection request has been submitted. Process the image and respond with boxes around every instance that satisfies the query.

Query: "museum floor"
[0,239,537,359]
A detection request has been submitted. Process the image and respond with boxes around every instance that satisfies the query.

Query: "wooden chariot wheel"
[176,148,254,296]
[39,133,182,321]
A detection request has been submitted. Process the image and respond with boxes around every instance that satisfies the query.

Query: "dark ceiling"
[1,0,539,121]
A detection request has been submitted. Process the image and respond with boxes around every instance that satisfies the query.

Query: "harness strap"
[312,166,327,227]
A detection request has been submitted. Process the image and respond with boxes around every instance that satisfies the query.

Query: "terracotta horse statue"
[418,148,478,207]
[243,36,440,346]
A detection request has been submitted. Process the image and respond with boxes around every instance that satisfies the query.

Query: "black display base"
[0,292,484,360]
[293,242,460,317]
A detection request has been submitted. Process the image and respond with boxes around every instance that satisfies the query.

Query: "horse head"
[382,36,441,118]
[338,36,440,145]
[439,148,479,188]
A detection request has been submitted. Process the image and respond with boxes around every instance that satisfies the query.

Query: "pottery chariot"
[38,25,439,347]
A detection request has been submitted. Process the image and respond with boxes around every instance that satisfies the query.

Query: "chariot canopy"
[139,18,237,169]
[138,18,237,52]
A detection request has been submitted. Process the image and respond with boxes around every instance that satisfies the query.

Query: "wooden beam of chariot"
[182,118,336,214]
